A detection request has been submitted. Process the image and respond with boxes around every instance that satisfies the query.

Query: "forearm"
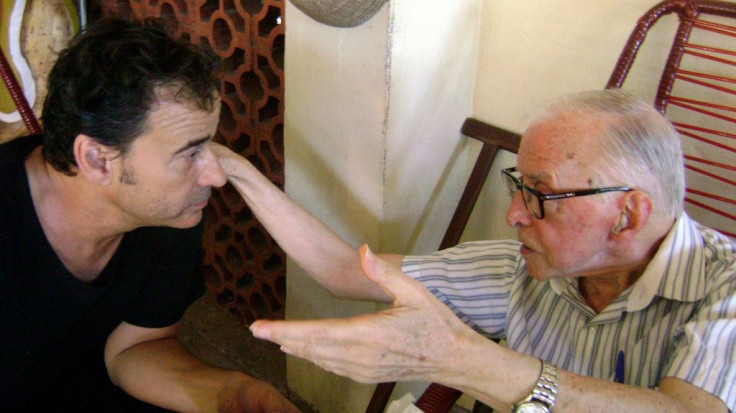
[553,373,687,413]
[107,337,250,412]
[447,336,721,413]
[217,146,389,301]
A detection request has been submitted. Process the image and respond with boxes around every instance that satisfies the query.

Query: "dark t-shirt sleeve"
[122,223,206,328]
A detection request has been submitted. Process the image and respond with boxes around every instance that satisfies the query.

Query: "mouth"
[518,238,535,255]
[191,189,212,209]
[519,244,532,255]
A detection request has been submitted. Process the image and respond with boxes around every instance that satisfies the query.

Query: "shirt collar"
[627,213,706,311]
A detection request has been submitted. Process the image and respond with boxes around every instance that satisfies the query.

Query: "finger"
[249,319,292,342]
[359,244,427,305]
[209,142,239,174]
[209,141,230,157]
[250,319,348,373]
[250,316,398,364]
[250,317,360,345]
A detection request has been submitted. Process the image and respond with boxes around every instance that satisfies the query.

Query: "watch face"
[514,401,550,413]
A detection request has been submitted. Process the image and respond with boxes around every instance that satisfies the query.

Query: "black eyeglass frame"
[501,167,633,219]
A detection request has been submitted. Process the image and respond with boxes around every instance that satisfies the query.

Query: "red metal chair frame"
[0,47,42,135]
[607,0,736,237]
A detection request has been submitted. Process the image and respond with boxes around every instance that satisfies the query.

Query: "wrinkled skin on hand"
[218,377,301,413]
[250,245,482,384]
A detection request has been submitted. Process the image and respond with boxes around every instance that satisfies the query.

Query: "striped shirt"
[402,213,736,410]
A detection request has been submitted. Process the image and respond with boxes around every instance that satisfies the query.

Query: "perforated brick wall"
[96,0,286,324]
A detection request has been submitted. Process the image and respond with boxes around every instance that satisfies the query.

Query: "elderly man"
[215,89,735,412]
[0,18,299,412]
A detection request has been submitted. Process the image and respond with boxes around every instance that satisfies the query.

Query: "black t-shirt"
[0,136,205,411]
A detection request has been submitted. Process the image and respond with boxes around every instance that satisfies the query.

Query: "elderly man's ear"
[74,134,118,185]
[611,190,652,235]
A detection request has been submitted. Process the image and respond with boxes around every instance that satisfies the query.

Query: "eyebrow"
[173,136,212,156]
[519,171,547,186]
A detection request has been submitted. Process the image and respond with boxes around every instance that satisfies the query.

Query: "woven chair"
[606,0,736,238]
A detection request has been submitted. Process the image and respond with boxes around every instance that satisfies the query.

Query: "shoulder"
[697,223,736,263]
[685,217,735,286]
[654,215,735,302]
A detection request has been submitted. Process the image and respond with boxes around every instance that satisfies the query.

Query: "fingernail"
[249,322,267,339]
[361,244,373,256]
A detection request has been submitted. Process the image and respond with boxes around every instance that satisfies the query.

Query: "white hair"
[527,89,684,219]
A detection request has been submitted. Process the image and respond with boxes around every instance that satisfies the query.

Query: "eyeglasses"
[501,167,632,219]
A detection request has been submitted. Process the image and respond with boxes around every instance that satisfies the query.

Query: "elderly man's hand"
[210,142,241,175]
[249,245,481,384]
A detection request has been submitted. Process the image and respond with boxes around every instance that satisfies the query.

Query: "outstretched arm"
[213,143,398,301]
[251,246,727,413]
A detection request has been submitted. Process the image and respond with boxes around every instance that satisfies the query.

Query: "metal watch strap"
[512,360,559,412]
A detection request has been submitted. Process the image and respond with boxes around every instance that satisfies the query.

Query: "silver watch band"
[512,360,559,412]
[533,361,558,407]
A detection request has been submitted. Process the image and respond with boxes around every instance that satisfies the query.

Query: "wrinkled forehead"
[518,113,607,182]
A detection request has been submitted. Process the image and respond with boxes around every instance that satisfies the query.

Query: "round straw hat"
[290,0,389,28]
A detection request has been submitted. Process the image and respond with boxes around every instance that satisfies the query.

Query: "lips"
[518,237,536,255]
[519,244,533,255]
[190,189,212,208]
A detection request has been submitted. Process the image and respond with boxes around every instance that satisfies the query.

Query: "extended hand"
[249,245,481,384]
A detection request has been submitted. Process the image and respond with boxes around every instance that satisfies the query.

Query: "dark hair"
[41,18,221,175]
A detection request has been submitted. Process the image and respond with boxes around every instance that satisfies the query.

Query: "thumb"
[359,244,423,305]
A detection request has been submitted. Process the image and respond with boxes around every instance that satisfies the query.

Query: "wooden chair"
[367,0,736,411]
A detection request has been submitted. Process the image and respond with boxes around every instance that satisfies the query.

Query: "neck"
[26,147,126,281]
[579,270,641,313]
[579,220,672,314]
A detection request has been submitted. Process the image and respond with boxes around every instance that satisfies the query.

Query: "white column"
[284,0,481,411]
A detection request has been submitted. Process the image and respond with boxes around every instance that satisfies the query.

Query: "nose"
[198,146,228,188]
[505,191,532,228]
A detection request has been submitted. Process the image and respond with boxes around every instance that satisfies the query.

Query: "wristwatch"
[511,360,559,413]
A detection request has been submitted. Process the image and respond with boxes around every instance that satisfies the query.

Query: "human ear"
[73,135,116,185]
[611,211,629,234]
[611,190,652,235]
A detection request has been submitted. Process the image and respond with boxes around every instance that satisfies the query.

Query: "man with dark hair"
[216,89,735,412]
[0,18,299,412]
